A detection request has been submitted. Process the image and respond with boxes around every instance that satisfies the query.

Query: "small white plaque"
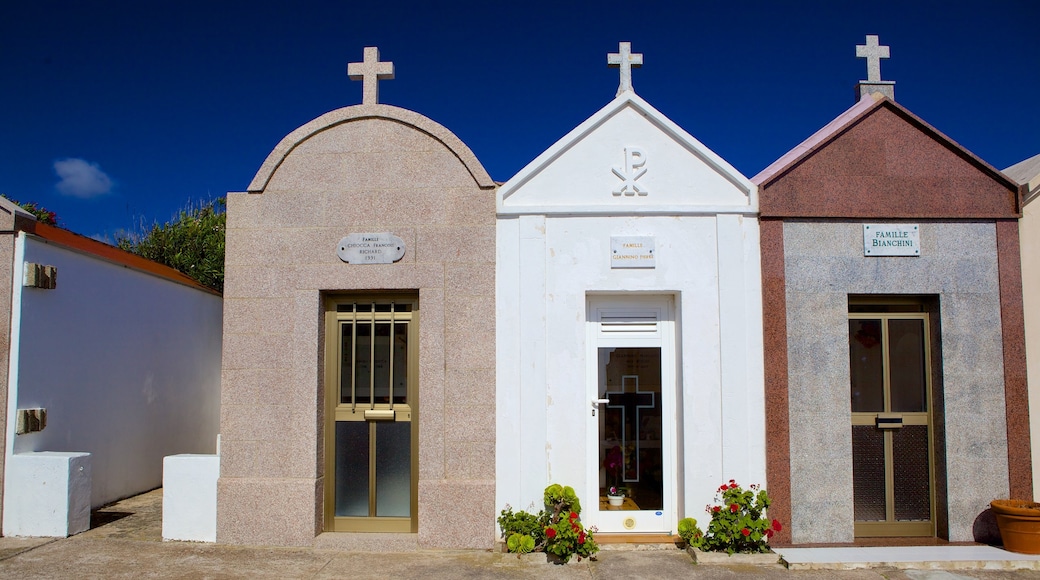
[337,233,406,264]
[611,236,655,268]
[863,224,919,256]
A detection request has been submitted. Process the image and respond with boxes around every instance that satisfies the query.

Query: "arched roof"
[247,103,495,193]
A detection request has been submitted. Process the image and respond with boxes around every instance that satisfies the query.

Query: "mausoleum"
[755,36,1030,544]
[213,38,1032,550]
[218,48,498,549]
[495,42,765,537]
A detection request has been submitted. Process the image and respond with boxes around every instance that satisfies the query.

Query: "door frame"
[849,307,936,538]
[323,294,420,533]
[585,294,678,534]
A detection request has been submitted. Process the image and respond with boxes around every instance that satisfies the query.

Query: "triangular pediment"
[756,96,1021,218]
[498,93,756,215]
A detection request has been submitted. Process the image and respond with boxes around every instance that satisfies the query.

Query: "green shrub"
[498,483,599,563]
[677,517,703,548]
[700,480,781,554]
[117,198,225,292]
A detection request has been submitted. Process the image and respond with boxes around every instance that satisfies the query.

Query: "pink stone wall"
[218,105,496,548]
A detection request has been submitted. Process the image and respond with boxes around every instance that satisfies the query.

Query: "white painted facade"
[3,231,222,535]
[496,92,765,533]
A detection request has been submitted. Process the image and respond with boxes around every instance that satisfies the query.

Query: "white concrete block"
[162,454,219,542]
[2,452,91,537]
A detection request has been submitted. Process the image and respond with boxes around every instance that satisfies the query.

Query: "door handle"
[592,398,610,416]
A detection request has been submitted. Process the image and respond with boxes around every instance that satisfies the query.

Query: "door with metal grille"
[849,311,934,537]
[324,297,418,532]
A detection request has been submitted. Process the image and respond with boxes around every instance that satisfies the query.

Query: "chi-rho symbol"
[612,147,648,196]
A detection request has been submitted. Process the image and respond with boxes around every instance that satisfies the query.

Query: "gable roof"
[755,94,1022,219]
[1005,153,1040,206]
[497,91,756,215]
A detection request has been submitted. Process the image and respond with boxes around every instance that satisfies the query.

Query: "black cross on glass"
[606,375,655,483]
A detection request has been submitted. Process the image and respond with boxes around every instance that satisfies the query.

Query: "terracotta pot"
[991,499,1040,554]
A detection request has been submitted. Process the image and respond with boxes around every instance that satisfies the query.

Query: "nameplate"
[863,224,919,256]
[337,233,406,264]
[611,236,655,268]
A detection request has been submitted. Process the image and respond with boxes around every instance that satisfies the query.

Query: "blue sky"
[1,1,1037,240]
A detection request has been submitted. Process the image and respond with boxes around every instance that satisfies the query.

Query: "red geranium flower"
[741,528,750,536]
[579,531,586,544]
[766,529,774,538]
[569,511,578,521]
[772,519,782,531]
[546,527,557,539]
[730,503,739,513]
[713,506,721,513]
[729,483,738,489]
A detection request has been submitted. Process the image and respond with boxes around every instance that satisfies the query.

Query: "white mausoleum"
[495,44,765,535]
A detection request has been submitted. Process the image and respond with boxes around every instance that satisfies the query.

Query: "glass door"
[324,297,418,533]
[587,297,675,534]
[849,311,934,537]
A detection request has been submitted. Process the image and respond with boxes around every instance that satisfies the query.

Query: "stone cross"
[856,35,890,82]
[348,47,394,105]
[608,42,643,97]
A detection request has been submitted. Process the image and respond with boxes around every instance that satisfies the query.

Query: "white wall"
[496,214,765,526]
[1023,200,1040,501]
[4,233,222,509]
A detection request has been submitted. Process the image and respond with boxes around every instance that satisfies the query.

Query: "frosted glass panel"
[335,422,369,517]
[375,422,411,517]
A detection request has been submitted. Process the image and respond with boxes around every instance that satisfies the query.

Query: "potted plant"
[607,485,627,506]
[604,446,625,505]
[991,499,1040,554]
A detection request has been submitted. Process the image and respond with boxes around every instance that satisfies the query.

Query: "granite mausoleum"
[211,38,1031,549]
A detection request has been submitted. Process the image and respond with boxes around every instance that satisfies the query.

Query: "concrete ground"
[2,490,1040,579]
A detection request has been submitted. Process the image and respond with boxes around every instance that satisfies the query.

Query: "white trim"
[2,232,27,532]
[498,93,758,215]
[586,295,678,534]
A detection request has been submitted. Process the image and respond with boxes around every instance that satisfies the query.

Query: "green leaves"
[498,483,599,563]
[117,198,225,292]
[507,532,535,554]
[699,481,778,555]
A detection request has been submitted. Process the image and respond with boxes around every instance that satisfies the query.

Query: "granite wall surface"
[218,104,497,549]
[784,220,1009,543]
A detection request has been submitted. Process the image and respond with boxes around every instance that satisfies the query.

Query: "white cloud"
[53,158,114,198]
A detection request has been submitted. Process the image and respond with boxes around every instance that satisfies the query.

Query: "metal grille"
[893,425,930,521]
[852,425,886,521]
[338,302,410,408]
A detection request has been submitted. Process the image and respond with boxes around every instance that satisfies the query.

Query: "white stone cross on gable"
[856,35,890,82]
[608,42,643,97]
[348,46,394,105]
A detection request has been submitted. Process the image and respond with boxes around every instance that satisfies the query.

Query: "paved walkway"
[2,490,1040,579]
